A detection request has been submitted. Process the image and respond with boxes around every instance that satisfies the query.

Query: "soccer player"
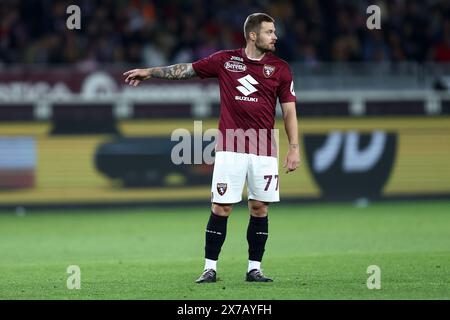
[123,13,300,283]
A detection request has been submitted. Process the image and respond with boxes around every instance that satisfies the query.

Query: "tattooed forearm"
[148,63,197,80]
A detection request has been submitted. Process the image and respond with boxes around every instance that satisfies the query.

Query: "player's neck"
[244,46,266,61]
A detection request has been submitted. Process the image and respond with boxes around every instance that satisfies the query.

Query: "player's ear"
[249,31,257,41]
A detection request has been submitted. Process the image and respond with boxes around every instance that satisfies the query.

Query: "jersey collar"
[241,48,271,63]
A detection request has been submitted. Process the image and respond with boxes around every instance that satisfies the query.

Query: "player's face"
[255,22,277,53]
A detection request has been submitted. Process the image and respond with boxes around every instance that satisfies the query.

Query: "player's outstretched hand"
[123,68,150,86]
[283,146,300,173]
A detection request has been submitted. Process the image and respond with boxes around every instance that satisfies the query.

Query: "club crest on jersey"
[217,183,227,196]
[263,64,276,78]
[224,61,247,72]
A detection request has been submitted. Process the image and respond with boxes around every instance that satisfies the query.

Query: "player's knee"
[248,201,269,217]
[212,203,233,217]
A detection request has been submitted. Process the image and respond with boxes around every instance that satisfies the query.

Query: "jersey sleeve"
[192,51,223,79]
[277,64,297,103]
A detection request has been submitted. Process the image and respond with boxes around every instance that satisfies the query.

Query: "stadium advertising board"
[0,118,449,206]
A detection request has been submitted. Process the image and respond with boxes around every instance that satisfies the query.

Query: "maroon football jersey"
[192,48,296,157]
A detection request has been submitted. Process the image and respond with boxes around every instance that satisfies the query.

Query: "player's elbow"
[282,108,297,122]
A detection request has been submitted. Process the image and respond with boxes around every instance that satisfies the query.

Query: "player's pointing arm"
[123,63,198,86]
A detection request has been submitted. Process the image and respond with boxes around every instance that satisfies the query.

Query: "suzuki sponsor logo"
[224,61,247,73]
[235,96,258,102]
[236,74,258,96]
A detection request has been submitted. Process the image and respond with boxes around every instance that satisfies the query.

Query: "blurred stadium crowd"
[0,0,449,67]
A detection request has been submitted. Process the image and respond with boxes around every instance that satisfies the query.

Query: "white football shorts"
[211,151,280,203]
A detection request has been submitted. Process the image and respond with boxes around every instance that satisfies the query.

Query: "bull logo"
[217,183,227,196]
[263,65,275,78]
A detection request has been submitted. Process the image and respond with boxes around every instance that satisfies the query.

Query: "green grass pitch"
[0,200,449,299]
